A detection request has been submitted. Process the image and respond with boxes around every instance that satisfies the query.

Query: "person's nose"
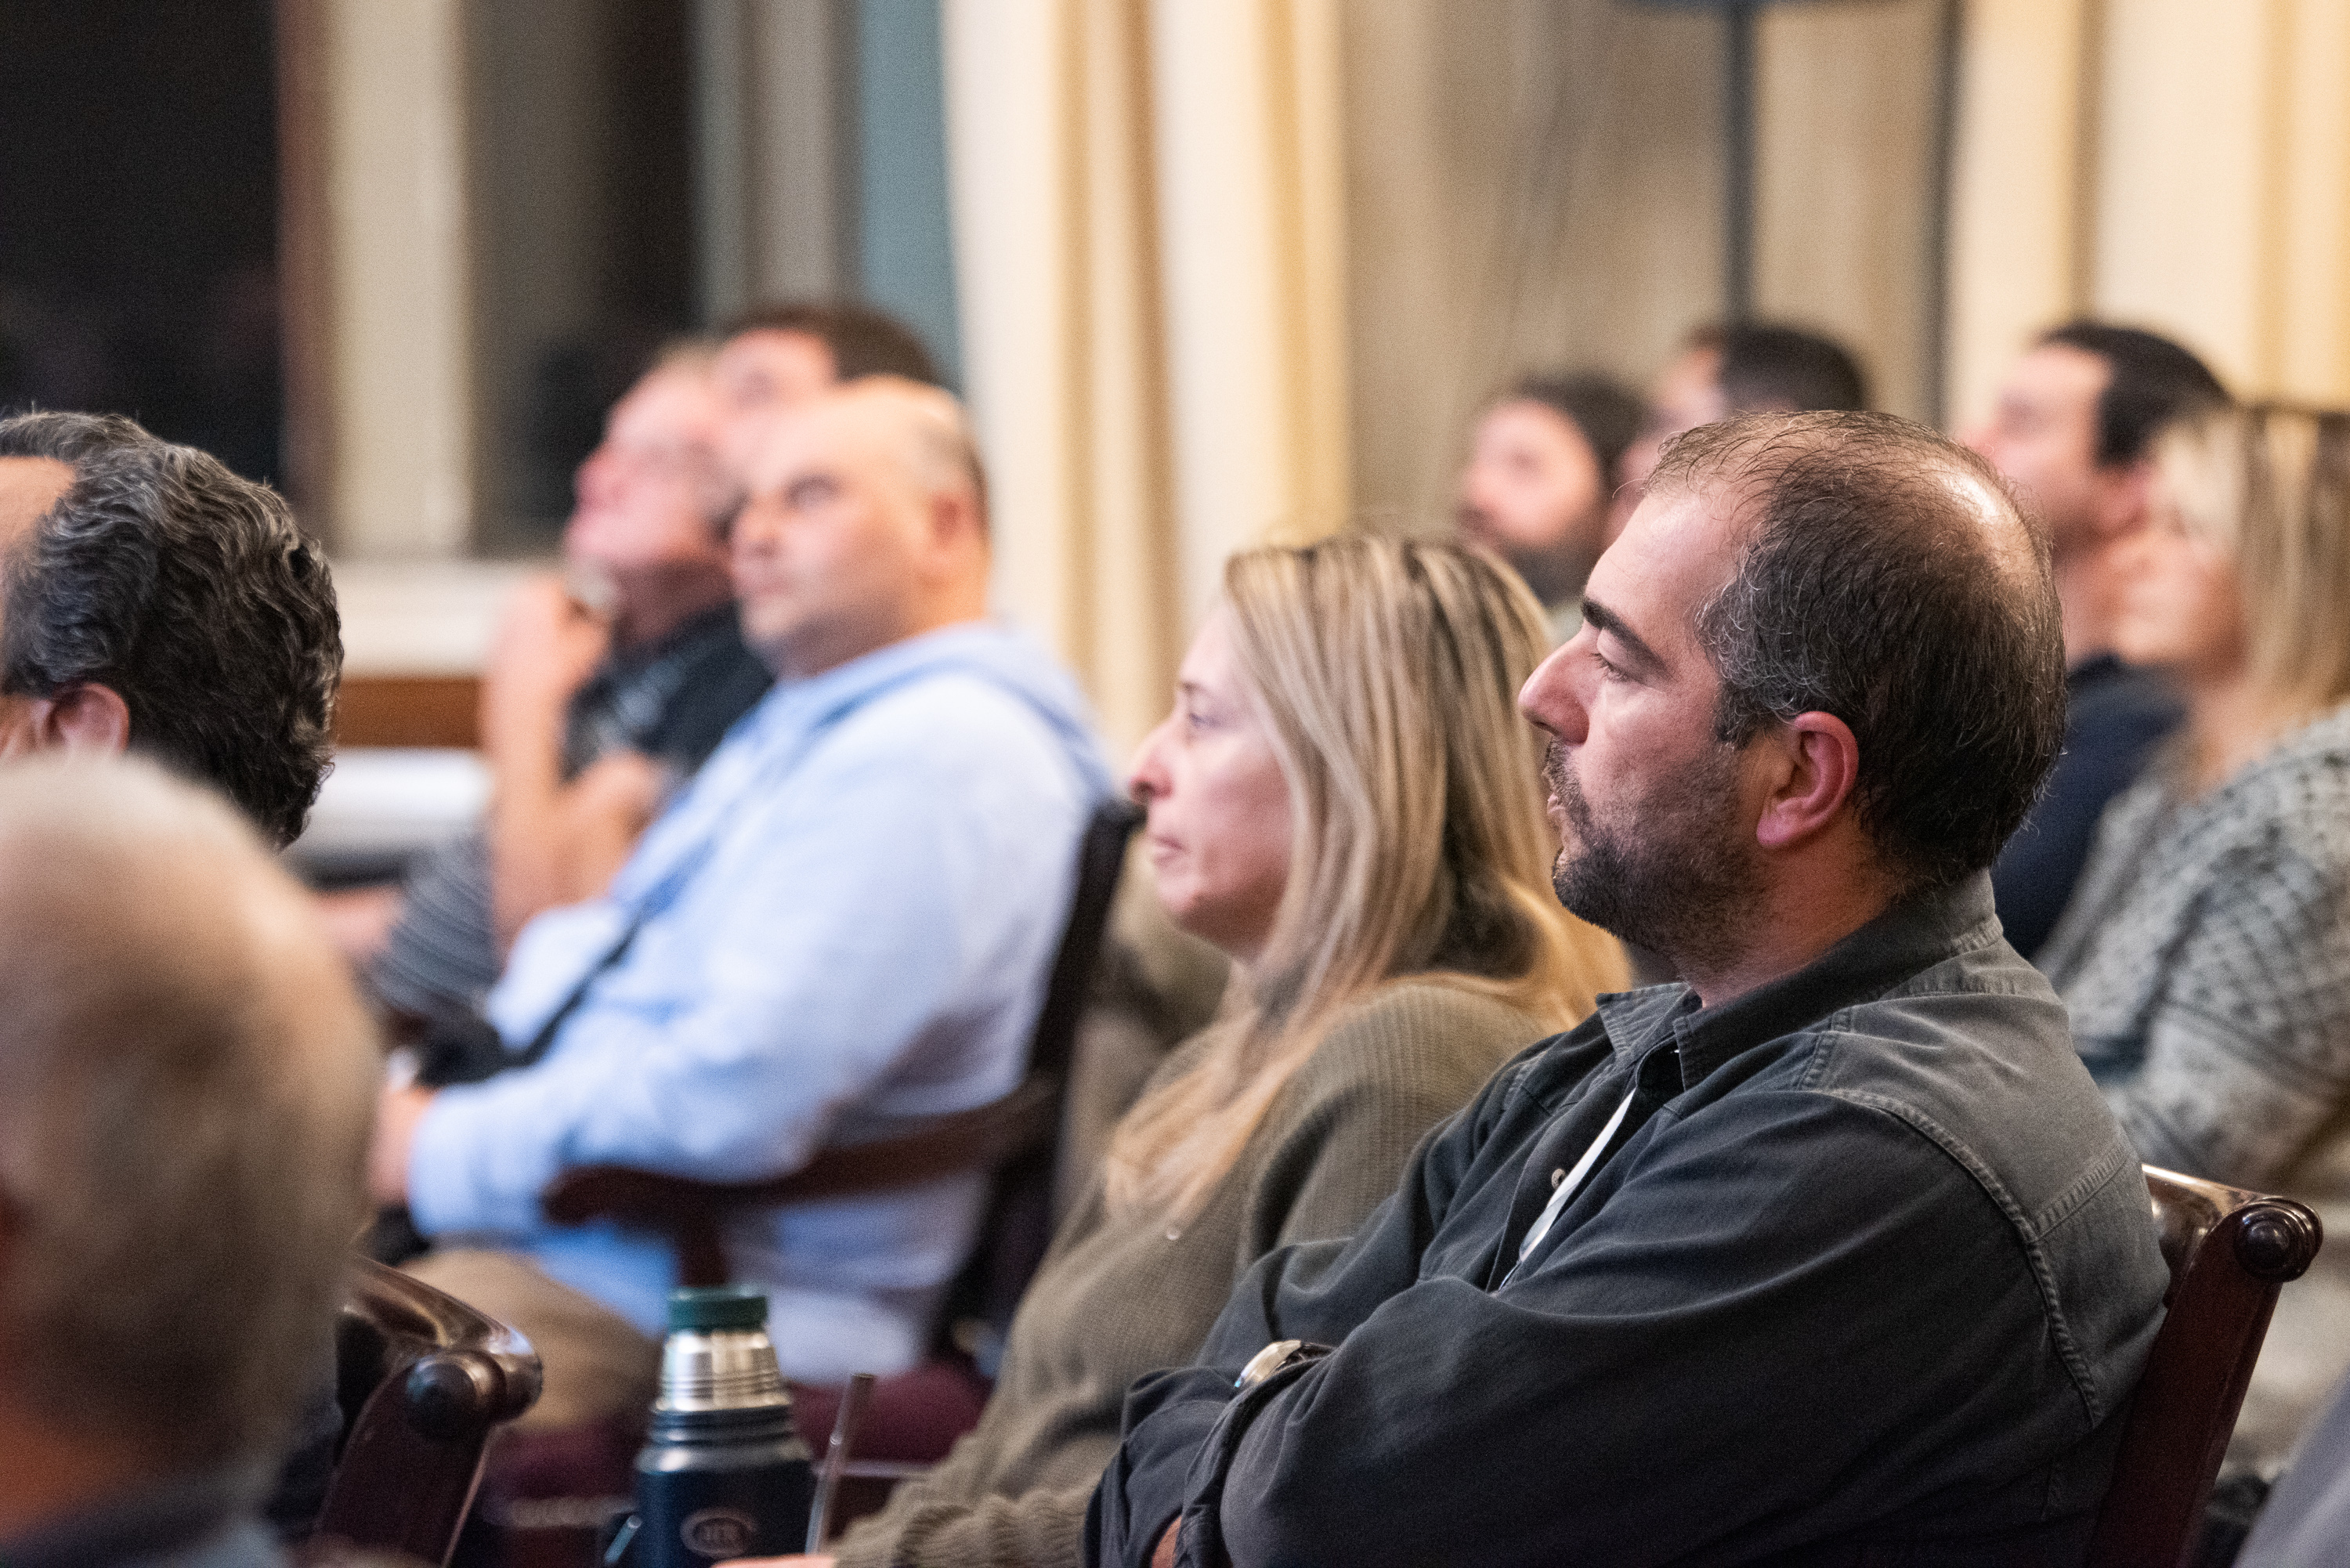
[1518,638,1591,746]
[729,493,782,560]
[1126,717,1175,806]
[575,443,621,508]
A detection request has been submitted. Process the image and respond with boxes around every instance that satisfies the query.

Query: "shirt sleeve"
[408,692,1083,1236]
[2102,837,2350,1187]
[1091,1092,2118,1568]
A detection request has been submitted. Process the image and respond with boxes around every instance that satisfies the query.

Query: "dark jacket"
[1088,874,2171,1568]
[1991,654,2180,958]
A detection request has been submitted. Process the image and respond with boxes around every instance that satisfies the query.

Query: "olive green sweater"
[833,981,1542,1568]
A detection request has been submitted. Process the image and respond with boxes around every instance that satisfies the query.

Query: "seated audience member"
[713,298,942,466]
[1090,413,2171,1568]
[0,410,340,846]
[1455,374,1644,640]
[0,757,376,1567]
[2038,403,2350,1478]
[757,539,1627,1568]
[347,345,771,1020]
[1966,323,2226,956]
[367,378,1110,1429]
[350,298,942,1021]
[1614,320,1869,504]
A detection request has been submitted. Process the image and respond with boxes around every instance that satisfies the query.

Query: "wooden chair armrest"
[541,1074,1064,1232]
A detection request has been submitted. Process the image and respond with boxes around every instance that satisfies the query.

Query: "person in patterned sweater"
[2040,403,2350,1477]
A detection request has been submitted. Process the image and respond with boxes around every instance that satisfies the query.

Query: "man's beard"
[1544,740,1761,978]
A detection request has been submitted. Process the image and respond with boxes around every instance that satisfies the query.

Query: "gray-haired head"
[0,410,342,847]
[0,756,376,1469]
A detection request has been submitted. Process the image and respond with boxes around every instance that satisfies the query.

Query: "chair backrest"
[313,1256,542,1567]
[2086,1165,2323,1568]
[939,796,1145,1342]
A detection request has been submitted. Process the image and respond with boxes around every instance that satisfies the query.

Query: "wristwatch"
[1235,1338,1322,1390]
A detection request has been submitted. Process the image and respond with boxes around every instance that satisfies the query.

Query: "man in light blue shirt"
[369,378,1109,1422]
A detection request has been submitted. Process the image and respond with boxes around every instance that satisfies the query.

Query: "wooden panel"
[334,674,481,750]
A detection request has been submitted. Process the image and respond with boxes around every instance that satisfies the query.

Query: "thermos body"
[609,1284,819,1567]
[632,1410,815,1563]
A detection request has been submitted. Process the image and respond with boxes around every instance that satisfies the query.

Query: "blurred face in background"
[563,366,733,589]
[729,388,958,678]
[1457,399,1608,605]
[1964,343,2117,553]
[2110,480,2244,686]
[1128,609,1293,965]
[715,329,839,473]
[1618,343,1727,500]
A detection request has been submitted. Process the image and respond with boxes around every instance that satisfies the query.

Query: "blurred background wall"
[3,0,2348,753]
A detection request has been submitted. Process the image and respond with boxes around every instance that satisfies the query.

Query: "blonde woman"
[752,537,1623,1568]
[2039,403,2350,1475]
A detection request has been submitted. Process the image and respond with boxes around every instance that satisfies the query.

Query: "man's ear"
[26,684,131,756]
[1754,711,1860,851]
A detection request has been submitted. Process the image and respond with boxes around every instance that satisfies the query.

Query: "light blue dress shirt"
[409,623,1109,1379]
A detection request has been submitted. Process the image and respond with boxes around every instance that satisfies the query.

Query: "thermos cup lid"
[667,1284,769,1332]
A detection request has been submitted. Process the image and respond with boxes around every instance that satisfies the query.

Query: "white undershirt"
[1500,1086,1638,1288]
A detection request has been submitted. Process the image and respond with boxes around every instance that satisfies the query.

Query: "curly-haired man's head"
[0,412,342,847]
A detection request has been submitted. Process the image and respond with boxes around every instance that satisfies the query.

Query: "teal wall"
[850,0,962,389]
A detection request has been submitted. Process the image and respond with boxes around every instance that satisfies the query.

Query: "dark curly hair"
[1652,410,2066,894]
[0,412,341,847]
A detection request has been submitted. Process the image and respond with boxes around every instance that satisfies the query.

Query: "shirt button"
[1551,1168,1567,1190]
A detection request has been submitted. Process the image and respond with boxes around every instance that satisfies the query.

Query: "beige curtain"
[1338,0,1950,540]
[943,0,1350,757]
[1950,0,2350,424]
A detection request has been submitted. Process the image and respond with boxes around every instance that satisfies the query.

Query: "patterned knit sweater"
[830,981,1547,1568]
[2039,700,2350,1472]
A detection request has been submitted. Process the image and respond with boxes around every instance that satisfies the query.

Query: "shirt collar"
[1589,873,2002,1093]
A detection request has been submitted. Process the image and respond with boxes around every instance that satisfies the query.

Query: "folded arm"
[1094,1095,2107,1568]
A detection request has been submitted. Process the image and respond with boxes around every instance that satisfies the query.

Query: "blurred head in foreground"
[0,411,342,847]
[0,757,376,1540]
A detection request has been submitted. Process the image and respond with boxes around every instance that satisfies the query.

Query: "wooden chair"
[539,796,1143,1290]
[2085,1165,2323,1568]
[312,1256,544,1567]
[333,673,483,750]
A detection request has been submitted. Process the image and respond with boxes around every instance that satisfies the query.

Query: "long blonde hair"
[1104,537,1625,1222]
[2158,403,2350,716]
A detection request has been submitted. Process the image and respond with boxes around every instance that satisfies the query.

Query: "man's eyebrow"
[1581,598,1665,677]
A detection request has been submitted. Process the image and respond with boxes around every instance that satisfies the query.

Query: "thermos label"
[681,1507,760,1558]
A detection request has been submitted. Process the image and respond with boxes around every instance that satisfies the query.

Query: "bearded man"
[1088,413,2171,1568]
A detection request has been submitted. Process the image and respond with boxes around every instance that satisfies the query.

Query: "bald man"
[371,378,1110,1427]
[0,757,375,1566]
